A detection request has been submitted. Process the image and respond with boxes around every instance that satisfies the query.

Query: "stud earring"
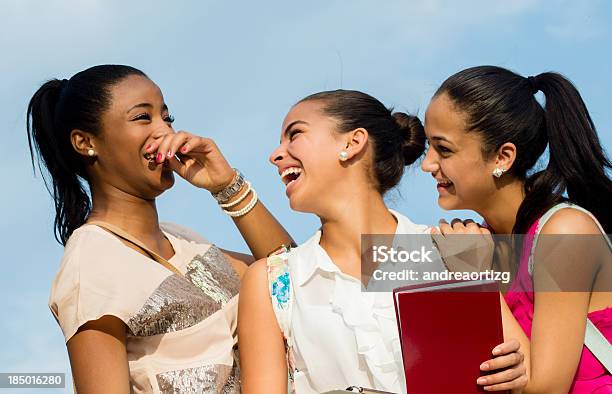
[339,150,349,161]
[87,149,96,157]
[492,167,506,178]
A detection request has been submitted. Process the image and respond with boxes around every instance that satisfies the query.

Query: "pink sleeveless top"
[504,203,612,393]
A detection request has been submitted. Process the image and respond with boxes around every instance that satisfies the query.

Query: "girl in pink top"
[505,202,611,393]
[421,65,611,393]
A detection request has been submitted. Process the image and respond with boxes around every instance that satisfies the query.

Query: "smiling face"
[87,75,176,199]
[269,100,351,213]
[421,93,499,211]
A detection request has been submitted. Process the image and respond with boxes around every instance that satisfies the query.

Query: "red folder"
[393,280,508,393]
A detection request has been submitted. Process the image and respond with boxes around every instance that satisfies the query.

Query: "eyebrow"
[281,120,309,143]
[126,103,169,113]
[430,135,454,145]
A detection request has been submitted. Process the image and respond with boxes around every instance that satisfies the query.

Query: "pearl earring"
[87,149,96,157]
[492,167,506,178]
[339,150,349,161]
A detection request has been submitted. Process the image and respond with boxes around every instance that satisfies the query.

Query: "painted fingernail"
[146,144,152,151]
[156,153,162,162]
[480,362,489,370]
[477,377,487,385]
[181,146,187,153]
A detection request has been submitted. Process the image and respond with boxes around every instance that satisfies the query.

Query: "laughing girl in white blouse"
[238,90,528,393]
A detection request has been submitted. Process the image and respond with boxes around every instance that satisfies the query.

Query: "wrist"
[219,181,249,207]
[211,169,245,203]
[209,170,237,194]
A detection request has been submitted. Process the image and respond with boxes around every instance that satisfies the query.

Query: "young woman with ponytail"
[238,90,528,393]
[422,65,612,393]
[28,65,294,393]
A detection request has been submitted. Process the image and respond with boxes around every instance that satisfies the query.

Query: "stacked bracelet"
[219,181,252,209]
[212,169,245,203]
[213,169,259,218]
[222,189,258,217]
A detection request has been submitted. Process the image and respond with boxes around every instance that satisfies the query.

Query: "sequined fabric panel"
[156,364,240,394]
[185,246,240,305]
[127,275,221,337]
[127,245,240,337]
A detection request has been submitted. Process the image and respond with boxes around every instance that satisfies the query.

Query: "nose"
[269,144,286,166]
[421,146,439,174]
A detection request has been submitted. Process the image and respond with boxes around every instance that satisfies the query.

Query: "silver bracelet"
[222,189,258,217]
[212,169,245,203]
[219,181,252,209]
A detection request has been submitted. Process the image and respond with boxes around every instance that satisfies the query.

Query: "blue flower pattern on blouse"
[271,271,291,308]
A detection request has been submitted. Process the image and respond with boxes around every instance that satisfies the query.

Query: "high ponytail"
[27,65,147,245]
[516,72,612,234]
[27,79,91,245]
[436,66,611,234]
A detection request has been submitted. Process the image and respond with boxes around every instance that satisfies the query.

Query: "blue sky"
[1,0,611,391]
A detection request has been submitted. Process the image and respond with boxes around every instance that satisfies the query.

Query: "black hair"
[298,89,425,194]
[27,65,148,245]
[436,65,611,234]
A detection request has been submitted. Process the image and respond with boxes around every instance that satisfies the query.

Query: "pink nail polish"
[181,146,187,153]
[146,144,151,151]
[156,153,162,162]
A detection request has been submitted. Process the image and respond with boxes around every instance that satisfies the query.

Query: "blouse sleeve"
[48,229,152,342]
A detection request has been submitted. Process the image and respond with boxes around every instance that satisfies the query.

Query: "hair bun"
[392,112,426,165]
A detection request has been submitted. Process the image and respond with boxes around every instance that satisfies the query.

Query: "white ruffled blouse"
[283,210,433,393]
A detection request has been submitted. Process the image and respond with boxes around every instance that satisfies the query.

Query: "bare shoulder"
[240,257,269,292]
[238,257,279,335]
[540,207,602,235]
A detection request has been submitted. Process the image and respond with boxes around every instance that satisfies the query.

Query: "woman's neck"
[317,189,397,278]
[88,183,162,241]
[479,180,525,234]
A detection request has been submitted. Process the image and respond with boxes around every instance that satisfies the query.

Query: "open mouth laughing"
[436,178,454,192]
[280,167,303,187]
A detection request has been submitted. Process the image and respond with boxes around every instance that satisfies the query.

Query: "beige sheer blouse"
[48,222,241,393]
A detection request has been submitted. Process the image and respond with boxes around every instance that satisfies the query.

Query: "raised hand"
[146,131,235,193]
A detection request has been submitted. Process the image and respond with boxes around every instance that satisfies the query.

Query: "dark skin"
[67,74,293,393]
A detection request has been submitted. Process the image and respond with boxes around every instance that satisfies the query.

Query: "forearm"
[231,201,294,260]
[219,182,294,260]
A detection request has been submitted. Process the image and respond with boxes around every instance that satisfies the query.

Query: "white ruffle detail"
[328,271,402,389]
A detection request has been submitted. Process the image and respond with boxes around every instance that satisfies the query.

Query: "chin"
[162,174,176,189]
[154,172,176,193]
[288,191,317,214]
[438,195,462,211]
[288,196,306,212]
